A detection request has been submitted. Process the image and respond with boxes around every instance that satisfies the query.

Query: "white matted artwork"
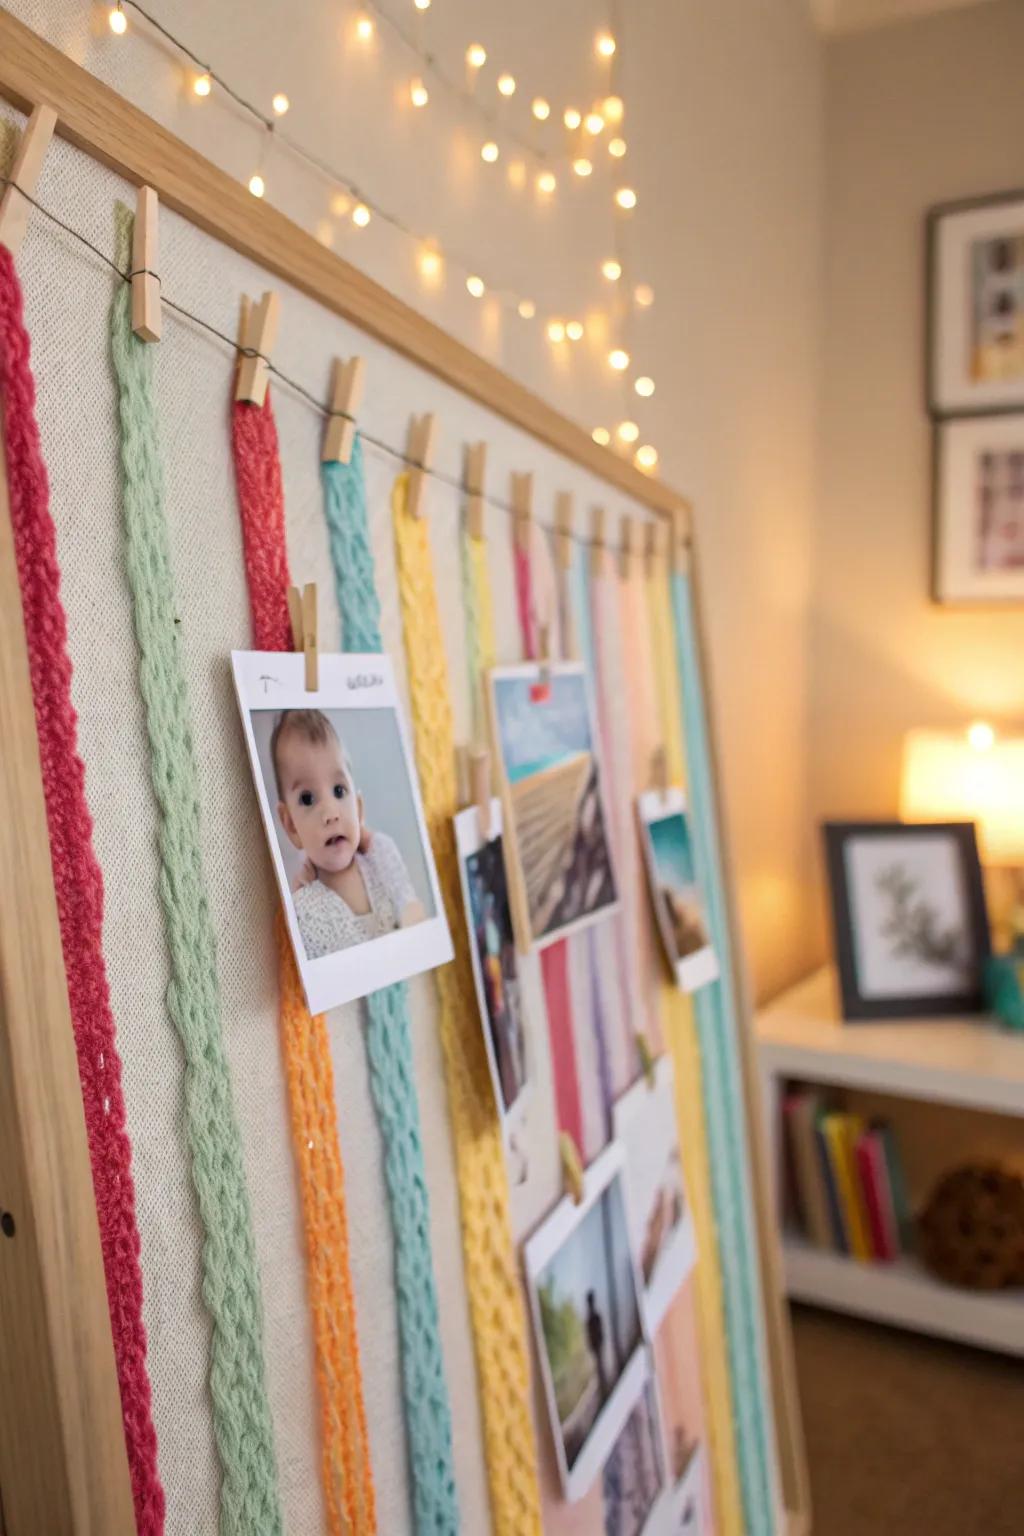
[637,788,719,992]
[232,649,452,1012]
[930,193,1024,414]
[934,413,1024,603]
[523,1142,648,1501]
[613,1056,697,1335]
[453,798,530,1147]
[487,662,619,951]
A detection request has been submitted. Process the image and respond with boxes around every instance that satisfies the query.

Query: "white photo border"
[637,787,719,993]
[934,412,1024,603]
[930,194,1024,416]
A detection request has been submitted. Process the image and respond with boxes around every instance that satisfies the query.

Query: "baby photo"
[232,650,452,1013]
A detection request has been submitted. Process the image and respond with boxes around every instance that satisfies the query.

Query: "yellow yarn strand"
[468,534,498,671]
[643,557,744,1536]
[392,475,543,1536]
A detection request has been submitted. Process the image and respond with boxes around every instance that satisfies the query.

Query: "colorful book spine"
[855,1130,896,1261]
[814,1117,847,1253]
[822,1113,873,1260]
[784,1092,834,1249]
[880,1122,912,1253]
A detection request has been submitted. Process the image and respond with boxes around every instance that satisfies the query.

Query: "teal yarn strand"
[110,206,284,1536]
[670,569,776,1535]
[322,449,459,1534]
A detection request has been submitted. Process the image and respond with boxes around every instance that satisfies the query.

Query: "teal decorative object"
[984,954,1024,1033]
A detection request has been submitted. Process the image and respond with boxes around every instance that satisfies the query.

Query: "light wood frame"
[0,10,808,1532]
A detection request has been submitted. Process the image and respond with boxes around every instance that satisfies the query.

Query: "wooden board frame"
[0,12,809,1532]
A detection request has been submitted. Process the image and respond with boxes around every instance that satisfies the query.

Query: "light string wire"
[1,169,671,558]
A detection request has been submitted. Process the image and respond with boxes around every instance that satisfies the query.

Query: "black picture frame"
[823,821,991,1022]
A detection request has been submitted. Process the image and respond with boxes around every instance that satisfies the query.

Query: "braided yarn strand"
[231,401,376,1536]
[109,207,283,1536]
[322,447,459,1534]
[392,474,543,1536]
[0,243,165,1536]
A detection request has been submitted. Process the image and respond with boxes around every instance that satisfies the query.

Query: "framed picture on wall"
[823,821,990,1020]
[933,412,1024,602]
[929,190,1024,416]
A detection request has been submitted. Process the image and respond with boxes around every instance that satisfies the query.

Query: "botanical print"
[844,834,972,1000]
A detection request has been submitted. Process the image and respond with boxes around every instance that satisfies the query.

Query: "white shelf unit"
[757,968,1024,1357]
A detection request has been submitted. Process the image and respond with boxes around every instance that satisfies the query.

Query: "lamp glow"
[608,348,630,371]
[109,3,127,34]
[352,203,371,226]
[596,32,616,57]
[615,186,637,210]
[497,73,516,97]
[355,14,374,39]
[466,43,487,68]
[481,140,499,163]
[272,92,290,115]
[414,0,430,10]
[419,247,442,280]
[410,78,429,107]
[193,73,212,97]
[901,726,1024,865]
[601,258,622,281]
[466,275,485,298]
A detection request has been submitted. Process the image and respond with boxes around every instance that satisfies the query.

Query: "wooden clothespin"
[322,356,365,465]
[512,472,533,555]
[465,441,488,539]
[469,748,492,841]
[671,508,691,573]
[650,744,669,797]
[559,1131,585,1206]
[131,185,161,343]
[406,413,437,518]
[619,516,636,580]
[235,290,280,407]
[591,506,609,577]
[287,582,319,692]
[644,519,666,579]
[635,1031,657,1090]
[554,492,574,570]
[0,103,57,258]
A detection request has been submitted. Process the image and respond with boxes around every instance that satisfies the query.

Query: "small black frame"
[823,820,991,1022]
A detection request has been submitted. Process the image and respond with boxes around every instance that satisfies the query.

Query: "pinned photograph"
[613,1056,697,1334]
[454,797,529,1140]
[601,1379,667,1536]
[487,663,618,951]
[637,789,718,992]
[232,650,452,1014]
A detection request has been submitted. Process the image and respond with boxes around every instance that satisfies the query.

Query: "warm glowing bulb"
[634,375,655,398]
[592,426,611,446]
[596,32,617,58]
[634,282,654,307]
[272,92,289,115]
[617,420,639,443]
[532,97,550,121]
[615,186,637,210]
[414,0,430,10]
[566,320,584,341]
[109,4,127,34]
[466,274,485,298]
[193,73,212,98]
[573,158,593,178]
[330,191,352,217]
[248,173,265,198]
[355,14,374,39]
[466,42,487,68]
[603,95,624,123]
[419,247,442,280]
[481,140,499,163]
[635,444,659,471]
[497,73,516,97]
[547,320,566,343]
[608,136,627,158]
[601,258,622,281]
[537,170,557,194]
[352,203,371,227]
[608,348,630,371]
[410,77,429,107]
[507,159,526,188]
[518,299,536,319]
[584,112,605,135]
[968,721,996,752]
[563,107,582,130]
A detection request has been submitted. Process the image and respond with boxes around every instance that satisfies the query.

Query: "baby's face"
[276,733,363,874]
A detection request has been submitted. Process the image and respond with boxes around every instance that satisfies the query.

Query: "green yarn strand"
[110,205,284,1536]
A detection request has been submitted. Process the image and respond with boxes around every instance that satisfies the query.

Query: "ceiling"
[810,0,997,32]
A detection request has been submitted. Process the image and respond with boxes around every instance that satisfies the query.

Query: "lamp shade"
[900,727,1024,865]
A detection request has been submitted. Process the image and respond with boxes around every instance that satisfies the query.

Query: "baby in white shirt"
[271,708,426,960]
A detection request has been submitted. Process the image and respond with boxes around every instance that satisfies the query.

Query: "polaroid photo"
[523,1142,648,1502]
[232,650,453,1014]
[613,1056,697,1335]
[601,1377,668,1536]
[454,798,530,1146]
[652,1443,707,1536]
[487,662,618,952]
[637,788,719,993]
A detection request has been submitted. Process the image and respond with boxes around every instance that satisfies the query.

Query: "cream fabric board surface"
[1,106,735,1534]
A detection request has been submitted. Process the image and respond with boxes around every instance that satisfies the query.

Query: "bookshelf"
[757,968,1024,1357]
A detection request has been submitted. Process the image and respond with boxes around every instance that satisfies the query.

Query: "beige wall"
[811,0,1024,956]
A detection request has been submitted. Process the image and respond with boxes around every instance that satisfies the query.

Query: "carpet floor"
[790,1304,1024,1534]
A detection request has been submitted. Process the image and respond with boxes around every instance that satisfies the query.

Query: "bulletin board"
[0,14,808,1536]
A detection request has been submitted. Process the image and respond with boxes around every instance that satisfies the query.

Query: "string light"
[572,158,593,177]
[617,420,639,443]
[536,170,557,194]
[507,159,526,188]
[603,95,624,123]
[414,0,431,10]
[601,258,622,281]
[635,445,659,471]
[518,299,536,319]
[497,73,516,97]
[330,191,352,217]
[596,32,617,58]
[272,92,290,115]
[592,426,611,446]
[355,14,374,40]
[481,140,499,163]
[634,283,654,307]
[608,137,627,158]
[192,73,212,98]
[566,320,584,341]
[615,187,637,210]
[248,172,265,198]
[418,246,442,280]
[410,77,429,107]
[634,375,655,397]
[532,97,550,121]
[109,3,127,34]
[608,348,630,370]
[563,107,582,130]
[466,42,487,68]
[466,274,485,298]
[547,320,566,343]
[584,112,605,135]
[352,202,371,226]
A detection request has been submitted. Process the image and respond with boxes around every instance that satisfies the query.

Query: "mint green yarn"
[110,205,283,1536]
[322,449,459,1534]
